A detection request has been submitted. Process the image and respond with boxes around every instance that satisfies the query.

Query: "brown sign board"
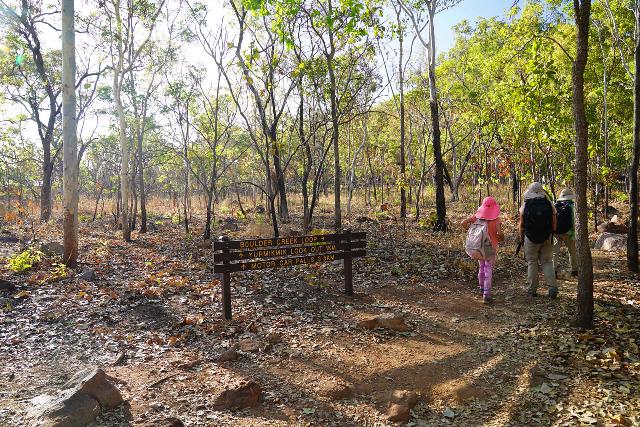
[213,230,366,320]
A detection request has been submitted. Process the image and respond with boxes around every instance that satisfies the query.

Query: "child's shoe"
[483,295,492,304]
[548,288,558,299]
[478,287,484,295]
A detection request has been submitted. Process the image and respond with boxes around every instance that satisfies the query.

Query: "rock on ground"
[27,367,123,427]
[597,221,628,234]
[595,232,627,252]
[216,349,240,362]
[141,418,184,427]
[77,268,96,281]
[316,379,353,401]
[387,389,419,422]
[358,313,410,331]
[40,241,64,257]
[212,380,261,410]
[0,233,19,243]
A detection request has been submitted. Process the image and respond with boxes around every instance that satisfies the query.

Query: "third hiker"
[554,188,578,278]
[519,182,558,298]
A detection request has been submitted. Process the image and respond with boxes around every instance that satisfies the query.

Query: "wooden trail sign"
[213,230,366,320]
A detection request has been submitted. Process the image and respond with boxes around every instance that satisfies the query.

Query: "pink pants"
[478,258,496,297]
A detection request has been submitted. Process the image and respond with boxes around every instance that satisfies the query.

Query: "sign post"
[213,231,366,319]
[219,236,232,320]
[344,230,353,296]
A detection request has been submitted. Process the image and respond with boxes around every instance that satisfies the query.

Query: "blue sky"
[434,0,518,54]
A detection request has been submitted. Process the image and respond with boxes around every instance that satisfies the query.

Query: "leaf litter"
[0,213,638,426]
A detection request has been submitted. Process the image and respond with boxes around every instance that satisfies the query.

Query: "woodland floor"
[0,203,639,427]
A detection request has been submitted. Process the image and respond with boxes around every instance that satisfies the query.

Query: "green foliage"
[7,248,42,273]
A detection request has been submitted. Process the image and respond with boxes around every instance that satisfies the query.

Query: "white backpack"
[465,219,495,260]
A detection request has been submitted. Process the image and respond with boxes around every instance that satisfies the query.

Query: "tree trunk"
[628,4,640,272]
[137,125,147,232]
[572,0,594,328]
[113,1,131,242]
[62,0,78,267]
[398,12,407,219]
[40,159,53,222]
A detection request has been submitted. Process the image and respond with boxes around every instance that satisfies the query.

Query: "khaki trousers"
[524,236,557,292]
[554,233,577,273]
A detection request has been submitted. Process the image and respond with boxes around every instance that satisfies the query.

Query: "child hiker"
[462,197,504,304]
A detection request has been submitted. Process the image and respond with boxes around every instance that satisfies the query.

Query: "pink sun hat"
[476,196,500,220]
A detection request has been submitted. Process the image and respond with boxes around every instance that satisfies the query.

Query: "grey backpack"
[465,219,495,260]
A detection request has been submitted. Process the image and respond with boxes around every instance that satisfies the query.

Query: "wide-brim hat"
[524,182,547,200]
[476,196,500,220]
[558,188,575,201]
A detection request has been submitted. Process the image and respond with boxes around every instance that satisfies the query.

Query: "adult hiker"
[519,182,558,298]
[462,196,504,304]
[554,188,577,278]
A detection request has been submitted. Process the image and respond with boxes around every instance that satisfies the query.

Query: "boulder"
[357,313,410,332]
[239,338,261,353]
[595,232,627,252]
[0,233,19,243]
[597,221,628,234]
[77,268,96,281]
[387,403,411,422]
[0,279,16,293]
[197,239,212,249]
[387,389,418,422]
[389,389,418,407]
[141,418,183,427]
[212,380,261,409]
[40,242,64,257]
[28,368,123,427]
[317,379,353,401]
[216,349,240,363]
[356,216,374,223]
[220,217,239,231]
[265,332,282,344]
[605,205,620,217]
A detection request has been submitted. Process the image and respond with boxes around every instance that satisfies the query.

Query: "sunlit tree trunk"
[62,0,78,266]
[628,4,640,273]
[572,0,594,328]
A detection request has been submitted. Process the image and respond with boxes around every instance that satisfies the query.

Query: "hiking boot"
[571,270,578,277]
[483,295,492,304]
[548,288,558,299]
[527,288,537,297]
[478,287,484,295]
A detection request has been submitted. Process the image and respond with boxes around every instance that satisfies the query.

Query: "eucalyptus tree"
[0,0,100,222]
[101,0,166,241]
[397,0,461,231]
[227,1,299,223]
[301,0,381,230]
[61,0,78,266]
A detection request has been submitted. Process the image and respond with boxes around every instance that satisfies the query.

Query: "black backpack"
[523,198,553,244]
[555,200,573,235]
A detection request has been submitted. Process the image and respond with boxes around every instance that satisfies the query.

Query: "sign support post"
[219,235,232,320]
[344,229,353,296]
